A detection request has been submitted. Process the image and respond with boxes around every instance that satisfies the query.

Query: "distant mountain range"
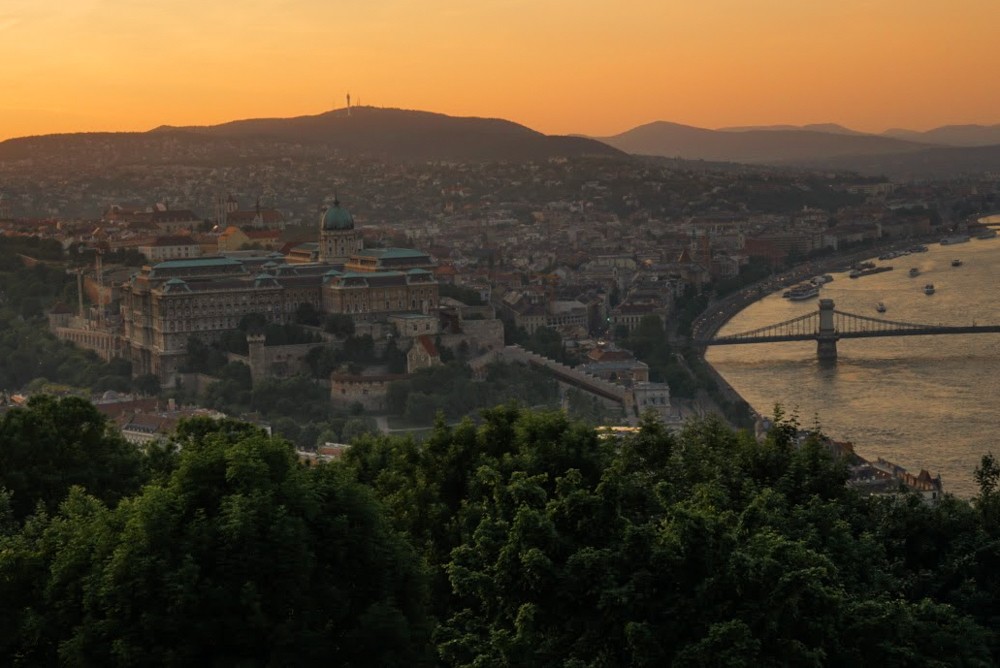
[594,121,1000,178]
[718,123,868,136]
[595,121,928,163]
[1,108,998,179]
[717,123,1000,146]
[0,107,622,165]
[880,124,1000,147]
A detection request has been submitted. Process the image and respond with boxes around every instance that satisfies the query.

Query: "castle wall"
[53,326,122,362]
[330,374,406,412]
[247,337,324,382]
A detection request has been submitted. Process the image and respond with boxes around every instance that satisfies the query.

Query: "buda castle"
[119,199,439,385]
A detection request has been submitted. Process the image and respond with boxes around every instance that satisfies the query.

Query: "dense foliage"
[0,395,144,522]
[4,399,1000,666]
[386,362,559,425]
[0,311,135,391]
[344,406,1000,666]
[0,239,140,393]
[0,417,431,666]
[194,364,376,449]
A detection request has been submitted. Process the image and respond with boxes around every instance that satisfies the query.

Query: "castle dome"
[321,198,354,231]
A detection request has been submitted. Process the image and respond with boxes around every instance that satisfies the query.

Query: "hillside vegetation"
[3,400,1000,665]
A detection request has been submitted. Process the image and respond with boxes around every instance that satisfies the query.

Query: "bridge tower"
[817,298,838,361]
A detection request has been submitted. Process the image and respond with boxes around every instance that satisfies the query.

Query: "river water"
[707,233,1000,497]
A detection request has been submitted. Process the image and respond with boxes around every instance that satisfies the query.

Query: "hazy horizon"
[2,0,998,142]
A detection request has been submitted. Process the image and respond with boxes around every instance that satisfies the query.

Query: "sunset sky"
[1,0,997,141]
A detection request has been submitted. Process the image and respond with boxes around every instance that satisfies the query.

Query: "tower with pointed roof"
[319,197,363,264]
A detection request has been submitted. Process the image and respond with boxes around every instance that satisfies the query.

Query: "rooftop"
[355,247,429,260]
[153,256,243,270]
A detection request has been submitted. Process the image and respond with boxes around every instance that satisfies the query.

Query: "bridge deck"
[700,305,1000,346]
[703,326,1000,346]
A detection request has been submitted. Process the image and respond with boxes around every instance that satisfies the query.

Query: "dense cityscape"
[2,107,1000,663]
[3,138,998,483]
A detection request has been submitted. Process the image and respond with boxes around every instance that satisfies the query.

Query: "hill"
[0,107,622,166]
[594,120,1000,177]
[154,106,626,160]
[881,124,1000,147]
[719,123,866,136]
[595,121,931,164]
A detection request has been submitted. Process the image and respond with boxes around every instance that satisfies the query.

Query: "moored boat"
[940,234,970,245]
[850,265,893,278]
[787,283,820,301]
[976,229,998,240]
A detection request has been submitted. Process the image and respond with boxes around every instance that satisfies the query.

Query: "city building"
[116,199,440,386]
[319,198,363,264]
[138,235,203,262]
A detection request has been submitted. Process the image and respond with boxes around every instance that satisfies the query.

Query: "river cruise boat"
[924,283,936,295]
[940,234,970,245]
[976,229,997,240]
[909,267,920,277]
[787,283,820,301]
[850,265,893,279]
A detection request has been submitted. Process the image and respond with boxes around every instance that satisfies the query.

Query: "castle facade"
[118,200,438,385]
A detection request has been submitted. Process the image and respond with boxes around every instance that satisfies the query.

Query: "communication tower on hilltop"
[346,93,351,116]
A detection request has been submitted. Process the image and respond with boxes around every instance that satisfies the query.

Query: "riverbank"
[687,235,947,430]
[692,236,941,343]
[702,235,1000,497]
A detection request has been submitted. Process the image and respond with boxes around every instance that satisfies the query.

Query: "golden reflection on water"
[707,238,1000,497]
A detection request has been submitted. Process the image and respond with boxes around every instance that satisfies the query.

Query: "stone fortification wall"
[441,318,505,355]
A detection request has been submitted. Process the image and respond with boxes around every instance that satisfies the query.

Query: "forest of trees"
[0,238,156,394]
[4,396,1000,666]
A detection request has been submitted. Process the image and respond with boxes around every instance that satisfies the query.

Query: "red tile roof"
[417,334,439,357]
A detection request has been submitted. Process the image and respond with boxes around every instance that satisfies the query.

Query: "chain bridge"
[698,299,1000,361]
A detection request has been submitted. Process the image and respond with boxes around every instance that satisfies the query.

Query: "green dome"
[321,199,354,231]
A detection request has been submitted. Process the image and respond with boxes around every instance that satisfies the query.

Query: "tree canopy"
[344,406,1000,666]
[0,395,144,522]
[3,399,1000,665]
[0,417,431,666]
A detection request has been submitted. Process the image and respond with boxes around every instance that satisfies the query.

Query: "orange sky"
[1,0,998,141]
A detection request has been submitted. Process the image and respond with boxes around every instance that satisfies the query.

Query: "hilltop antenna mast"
[346,92,351,116]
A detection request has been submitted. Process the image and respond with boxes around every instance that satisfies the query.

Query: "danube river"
[707,233,1000,497]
